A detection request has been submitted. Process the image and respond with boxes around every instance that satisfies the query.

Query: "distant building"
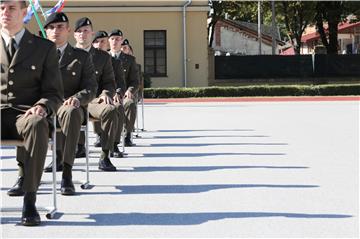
[211,19,283,55]
[301,21,360,54]
[27,0,210,88]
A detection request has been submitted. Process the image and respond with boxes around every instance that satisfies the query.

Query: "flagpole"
[28,0,46,38]
[38,3,47,20]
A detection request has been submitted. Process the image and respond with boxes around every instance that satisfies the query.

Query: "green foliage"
[208,1,360,54]
[144,84,360,98]
[142,73,152,88]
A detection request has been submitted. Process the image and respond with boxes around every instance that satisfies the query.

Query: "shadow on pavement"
[1,211,351,226]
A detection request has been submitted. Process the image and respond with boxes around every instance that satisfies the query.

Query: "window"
[144,30,167,77]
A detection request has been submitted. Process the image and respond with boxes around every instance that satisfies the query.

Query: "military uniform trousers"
[1,108,49,192]
[113,102,125,143]
[56,105,85,167]
[79,101,119,150]
[123,97,137,134]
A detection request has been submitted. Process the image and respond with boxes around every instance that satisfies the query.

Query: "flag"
[23,0,40,24]
[44,0,66,17]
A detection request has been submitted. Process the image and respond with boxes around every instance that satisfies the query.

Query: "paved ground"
[1,98,359,238]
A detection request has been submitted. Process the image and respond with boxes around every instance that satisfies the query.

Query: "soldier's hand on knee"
[113,94,122,104]
[63,97,80,108]
[98,95,113,105]
[124,90,133,100]
[24,105,47,118]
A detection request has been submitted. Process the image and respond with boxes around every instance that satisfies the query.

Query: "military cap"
[121,39,130,46]
[109,29,123,37]
[93,30,108,42]
[74,17,92,32]
[44,12,69,29]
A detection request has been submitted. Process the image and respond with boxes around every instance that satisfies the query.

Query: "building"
[301,21,360,54]
[26,0,210,88]
[211,19,283,56]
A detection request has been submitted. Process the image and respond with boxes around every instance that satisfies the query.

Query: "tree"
[315,1,360,54]
[278,1,316,55]
[208,1,240,47]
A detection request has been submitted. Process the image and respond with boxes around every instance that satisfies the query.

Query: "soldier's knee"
[102,105,118,119]
[27,115,49,131]
[62,106,82,119]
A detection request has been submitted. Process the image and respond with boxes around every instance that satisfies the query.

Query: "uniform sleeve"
[34,43,64,116]
[126,56,139,94]
[73,53,98,106]
[99,54,116,98]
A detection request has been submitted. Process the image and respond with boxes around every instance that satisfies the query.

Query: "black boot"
[44,150,63,172]
[21,192,41,226]
[99,151,116,171]
[124,133,135,147]
[94,135,101,147]
[61,164,75,195]
[60,178,75,195]
[110,143,123,158]
[7,176,25,196]
[75,144,86,158]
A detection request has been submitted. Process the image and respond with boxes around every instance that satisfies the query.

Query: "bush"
[142,73,152,88]
[143,84,360,98]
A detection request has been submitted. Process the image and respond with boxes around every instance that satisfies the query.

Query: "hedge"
[143,84,360,98]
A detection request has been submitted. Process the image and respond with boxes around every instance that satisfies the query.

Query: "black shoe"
[99,157,117,171]
[7,176,25,196]
[94,135,101,147]
[75,144,86,158]
[110,151,124,158]
[110,144,124,158]
[21,193,41,226]
[60,178,75,195]
[44,161,63,172]
[125,136,135,147]
[44,151,63,172]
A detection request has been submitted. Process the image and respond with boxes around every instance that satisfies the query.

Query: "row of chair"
[1,97,145,220]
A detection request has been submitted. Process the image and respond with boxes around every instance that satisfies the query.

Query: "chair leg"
[48,116,57,218]
[81,115,90,189]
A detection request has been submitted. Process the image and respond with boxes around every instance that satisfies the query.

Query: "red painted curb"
[144,96,360,103]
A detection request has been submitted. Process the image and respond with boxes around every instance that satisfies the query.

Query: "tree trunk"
[208,18,218,47]
[327,19,339,54]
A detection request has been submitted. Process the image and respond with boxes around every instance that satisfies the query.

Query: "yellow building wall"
[186,11,209,87]
[26,6,209,88]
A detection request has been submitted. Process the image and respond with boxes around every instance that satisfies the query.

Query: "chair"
[134,90,145,139]
[42,111,92,190]
[1,117,57,219]
[79,110,91,189]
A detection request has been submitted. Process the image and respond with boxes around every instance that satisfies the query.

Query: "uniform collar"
[57,42,68,56]
[1,28,25,47]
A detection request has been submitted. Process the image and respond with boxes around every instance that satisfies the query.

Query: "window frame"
[144,30,167,77]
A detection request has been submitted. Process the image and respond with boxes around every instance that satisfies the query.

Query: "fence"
[215,54,360,80]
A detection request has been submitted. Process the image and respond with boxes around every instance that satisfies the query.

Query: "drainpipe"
[183,0,191,87]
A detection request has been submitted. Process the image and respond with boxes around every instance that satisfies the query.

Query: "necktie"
[8,38,16,61]
[57,49,62,60]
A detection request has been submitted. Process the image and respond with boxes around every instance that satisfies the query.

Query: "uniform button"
[8,92,13,97]
[8,81,14,85]
[72,72,76,76]
[31,65,36,70]
[95,71,98,75]
[9,69,14,73]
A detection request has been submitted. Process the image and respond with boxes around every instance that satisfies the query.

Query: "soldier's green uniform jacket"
[60,44,97,105]
[89,46,115,97]
[111,52,139,95]
[1,29,63,115]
